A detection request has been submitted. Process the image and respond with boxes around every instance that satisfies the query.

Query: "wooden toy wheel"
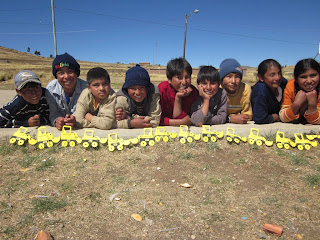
[180,138,186,144]
[203,136,209,142]
[109,145,115,152]
[210,136,217,142]
[38,143,45,149]
[284,144,290,149]
[305,144,311,150]
[61,141,68,147]
[10,138,16,144]
[117,145,123,150]
[155,136,161,142]
[163,136,169,142]
[234,138,240,144]
[226,136,232,143]
[256,140,263,146]
[69,141,76,147]
[83,142,90,148]
[47,141,53,148]
[277,143,283,149]
[149,140,155,146]
[297,145,304,151]
[248,139,255,145]
[187,137,193,143]
[18,139,25,145]
[140,141,147,147]
[92,141,98,148]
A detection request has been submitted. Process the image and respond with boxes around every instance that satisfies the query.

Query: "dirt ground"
[0,137,319,240]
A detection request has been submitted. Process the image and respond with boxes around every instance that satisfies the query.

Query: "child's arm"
[240,83,252,120]
[190,97,206,127]
[206,89,228,125]
[90,94,116,130]
[173,87,193,118]
[304,90,320,124]
[73,90,91,128]
[144,92,162,127]
[45,90,65,127]
[279,85,303,122]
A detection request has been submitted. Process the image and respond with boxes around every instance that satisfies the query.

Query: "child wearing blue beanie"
[115,64,161,128]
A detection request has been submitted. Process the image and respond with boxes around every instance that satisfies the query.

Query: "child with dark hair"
[220,58,252,124]
[46,53,87,130]
[74,67,116,129]
[158,57,198,126]
[0,70,49,128]
[251,59,287,124]
[190,66,227,126]
[115,64,161,128]
[280,58,320,124]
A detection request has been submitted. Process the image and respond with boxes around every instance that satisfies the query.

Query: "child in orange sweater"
[279,58,320,124]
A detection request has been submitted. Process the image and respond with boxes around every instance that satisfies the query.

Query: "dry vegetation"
[0,46,294,91]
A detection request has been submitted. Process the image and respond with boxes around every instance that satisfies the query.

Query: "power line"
[0,30,96,35]
[0,21,51,26]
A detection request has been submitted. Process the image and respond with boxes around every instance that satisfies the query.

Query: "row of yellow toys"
[9,125,319,151]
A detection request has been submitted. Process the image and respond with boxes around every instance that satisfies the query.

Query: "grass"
[36,157,55,171]
[305,174,320,186]
[289,153,309,166]
[31,197,67,214]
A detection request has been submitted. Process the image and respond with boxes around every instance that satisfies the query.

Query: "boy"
[74,67,116,129]
[115,64,161,128]
[190,66,227,126]
[220,58,252,124]
[158,58,198,126]
[46,53,87,130]
[0,70,49,128]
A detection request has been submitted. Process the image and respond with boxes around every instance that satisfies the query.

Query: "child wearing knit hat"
[115,64,161,128]
[45,53,87,130]
[220,58,252,124]
[74,67,116,129]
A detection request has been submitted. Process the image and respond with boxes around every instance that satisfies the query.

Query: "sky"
[1,0,319,68]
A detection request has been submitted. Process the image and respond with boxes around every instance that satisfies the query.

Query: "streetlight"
[183,9,199,59]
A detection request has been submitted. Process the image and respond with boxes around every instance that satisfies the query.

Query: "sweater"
[251,79,287,124]
[0,88,50,128]
[226,82,252,120]
[115,84,161,128]
[190,88,227,125]
[45,78,87,125]
[279,79,320,124]
[74,88,116,130]
[158,81,199,126]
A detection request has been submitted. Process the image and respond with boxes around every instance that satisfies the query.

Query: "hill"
[0,46,293,90]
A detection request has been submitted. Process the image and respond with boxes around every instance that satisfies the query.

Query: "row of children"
[1,53,319,129]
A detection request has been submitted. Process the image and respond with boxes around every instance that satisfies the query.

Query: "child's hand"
[176,87,193,98]
[55,117,65,130]
[272,114,280,122]
[130,116,152,128]
[85,113,93,122]
[28,114,40,127]
[230,114,249,124]
[64,114,76,127]
[198,85,211,100]
[116,108,129,121]
[291,90,307,115]
[305,90,318,115]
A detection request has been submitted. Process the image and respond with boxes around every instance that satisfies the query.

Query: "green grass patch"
[17,154,39,168]
[177,151,194,160]
[289,153,309,166]
[36,158,55,171]
[31,197,67,213]
[87,192,102,202]
[0,141,19,155]
[305,174,320,187]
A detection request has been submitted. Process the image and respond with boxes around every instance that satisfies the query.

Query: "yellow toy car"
[36,126,60,149]
[9,126,36,146]
[178,125,201,144]
[154,126,177,142]
[107,133,131,151]
[81,129,107,148]
[225,127,247,144]
[60,126,82,147]
[248,128,273,147]
[138,128,155,147]
[275,131,295,149]
[306,129,320,143]
[294,133,317,150]
[201,125,224,142]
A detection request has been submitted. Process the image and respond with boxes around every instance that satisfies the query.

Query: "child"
[251,59,287,124]
[190,66,227,126]
[74,67,116,129]
[279,58,320,124]
[115,64,161,128]
[158,57,198,126]
[0,70,49,128]
[46,53,87,130]
[220,58,252,124]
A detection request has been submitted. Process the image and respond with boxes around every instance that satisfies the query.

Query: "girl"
[251,59,287,124]
[279,58,320,124]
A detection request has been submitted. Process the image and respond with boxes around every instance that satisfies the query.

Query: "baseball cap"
[14,70,41,90]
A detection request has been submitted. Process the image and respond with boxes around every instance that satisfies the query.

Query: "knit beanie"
[122,64,150,90]
[52,53,80,78]
[219,58,243,80]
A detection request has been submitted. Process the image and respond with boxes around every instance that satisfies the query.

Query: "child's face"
[222,72,242,94]
[128,85,147,102]
[168,70,191,92]
[56,67,78,94]
[198,80,219,99]
[88,78,110,101]
[17,84,42,105]
[259,65,282,91]
[297,68,319,92]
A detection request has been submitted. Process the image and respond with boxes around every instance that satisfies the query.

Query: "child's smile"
[297,68,319,92]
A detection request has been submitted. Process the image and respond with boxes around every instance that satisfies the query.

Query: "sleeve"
[74,90,92,128]
[251,94,274,124]
[190,98,206,126]
[304,95,320,124]
[241,84,253,120]
[145,93,161,127]
[0,97,28,128]
[115,95,130,129]
[45,90,65,126]
[90,94,116,130]
[279,85,299,123]
[207,90,227,125]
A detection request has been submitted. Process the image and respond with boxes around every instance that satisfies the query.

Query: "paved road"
[0,90,318,140]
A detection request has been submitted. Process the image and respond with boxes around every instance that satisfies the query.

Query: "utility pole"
[183,9,199,59]
[51,0,57,56]
[314,40,320,60]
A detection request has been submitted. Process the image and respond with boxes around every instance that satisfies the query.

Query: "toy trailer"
[201,125,224,142]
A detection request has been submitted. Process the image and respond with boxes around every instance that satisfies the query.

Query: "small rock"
[258,232,267,239]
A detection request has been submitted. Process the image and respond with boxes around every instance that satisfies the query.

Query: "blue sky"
[1,0,319,68]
